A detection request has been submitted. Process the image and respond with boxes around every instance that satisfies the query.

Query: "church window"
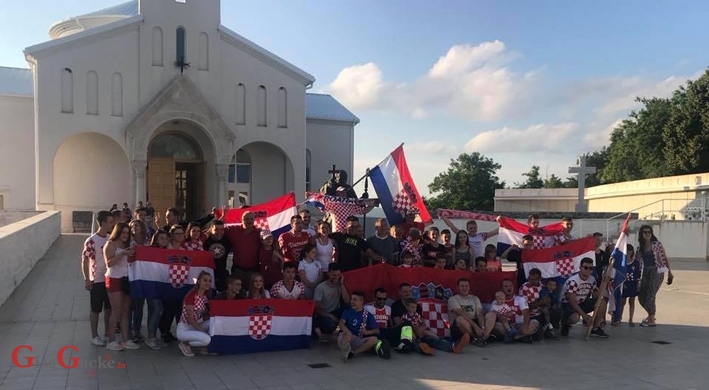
[61,68,73,113]
[148,134,200,160]
[235,83,245,125]
[152,27,163,66]
[306,149,312,191]
[229,149,251,184]
[198,32,209,70]
[257,86,267,127]
[277,87,287,128]
[86,71,98,115]
[176,27,186,63]
[111,73,123,116]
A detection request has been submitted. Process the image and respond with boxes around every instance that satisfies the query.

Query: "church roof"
[306,94,360,124]
[0,67,33,97]
[0,67,359,124]
[80,1,138,17]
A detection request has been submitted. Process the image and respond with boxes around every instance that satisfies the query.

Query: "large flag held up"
[343,263,515,305]
[304,192,378,232]
[369,144,432,226]
[217,193,298,238]
[208,299,314,355]
[129,246,215,300]
[608,214,631,322]
[497,216,566,255]
[521,237,595,279]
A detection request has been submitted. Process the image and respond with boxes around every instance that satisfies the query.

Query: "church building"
[0,0,359,232]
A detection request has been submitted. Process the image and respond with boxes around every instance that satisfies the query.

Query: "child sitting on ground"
[401,299,468,355]
[490,291,516,342]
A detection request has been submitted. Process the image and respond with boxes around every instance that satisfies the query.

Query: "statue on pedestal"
[319,165,358,199]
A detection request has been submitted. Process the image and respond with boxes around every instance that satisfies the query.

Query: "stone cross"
[568,154,596,213]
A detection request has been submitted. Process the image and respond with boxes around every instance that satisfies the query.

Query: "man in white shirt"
[81,211,115,346]
[561,257,609,338]
[270,262,306,300]
[300,210,317,237]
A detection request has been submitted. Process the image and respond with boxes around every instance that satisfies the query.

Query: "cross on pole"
[568,154,596,213]
[328,165,338,182]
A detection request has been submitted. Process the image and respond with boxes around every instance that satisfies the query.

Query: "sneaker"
[561,324,571,337]
[157,338,169,348]
[544,323,554,331]
[375,340,391,360]
[472,337,486,347]
[504,331,515,344]
[544,329,559,340]
[518,335,533,344]
[145,338,162,350]
[178,342,195,357]
[123,340,140,350]
[452,333,470,354]
[340,341,352,363]
[418,342,435,355]
[590,328,609,339]
[133,333,145,343]
[486,334,498,343]
[106,341,124,351]
[91,336,106,346]
[315,328,329,343]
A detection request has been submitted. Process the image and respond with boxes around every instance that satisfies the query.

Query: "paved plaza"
[0,234,707,390]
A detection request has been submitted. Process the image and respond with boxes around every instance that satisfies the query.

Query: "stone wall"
[0,211,60,306]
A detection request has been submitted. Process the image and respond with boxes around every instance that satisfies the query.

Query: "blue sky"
[1,0,708,196]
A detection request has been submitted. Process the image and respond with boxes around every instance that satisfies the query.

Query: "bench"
[72,211,94,233]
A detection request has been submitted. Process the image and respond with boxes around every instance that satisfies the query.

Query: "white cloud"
[406,141,459,155]
[583,118,623,148]
[464,122,579,153]
[325,62,383,111]
[324,40,532,122]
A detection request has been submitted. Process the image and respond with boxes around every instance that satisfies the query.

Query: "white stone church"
[0,0,359,232]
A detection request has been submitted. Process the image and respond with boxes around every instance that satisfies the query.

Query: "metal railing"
[605,197,709,239]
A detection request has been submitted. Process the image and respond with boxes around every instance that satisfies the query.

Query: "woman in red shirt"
[177,271,213,357]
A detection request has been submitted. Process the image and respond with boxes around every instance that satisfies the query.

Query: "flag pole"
[584,213,631,341]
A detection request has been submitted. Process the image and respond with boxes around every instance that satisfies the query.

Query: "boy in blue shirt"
[337,291,391,362]
[538,278,562,338]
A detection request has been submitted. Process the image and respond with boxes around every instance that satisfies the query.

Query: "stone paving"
[0,234,708,390]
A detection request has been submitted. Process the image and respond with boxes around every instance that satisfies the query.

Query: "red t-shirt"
[278,231,310,263]
[225,226,261,270]
[259,248,282,288]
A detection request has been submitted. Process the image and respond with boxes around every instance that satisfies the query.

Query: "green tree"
[564,177,578,188]
[663,70,709,173]
[515,165,544,188]
[426,152,505,211]
[544,174,564,188]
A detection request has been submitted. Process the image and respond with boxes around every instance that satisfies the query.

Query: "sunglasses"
[375,297,387,301]
[581,266,594,270]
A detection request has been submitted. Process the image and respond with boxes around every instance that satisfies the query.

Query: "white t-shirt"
[305,227,317,237]
[82,233,109,282]
[270,280,306,300]
[315,239,333,272]
[562,273,597,304]
[468,232,489,258]
[298,260,322,284]
[104,246,129,278]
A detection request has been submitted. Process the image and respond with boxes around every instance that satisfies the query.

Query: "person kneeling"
[177,272,213,356]
[560,257,609,338]
[401,299,469,355]
[337,291,391,362]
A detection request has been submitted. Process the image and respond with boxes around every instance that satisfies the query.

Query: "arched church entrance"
[147,120,215,221]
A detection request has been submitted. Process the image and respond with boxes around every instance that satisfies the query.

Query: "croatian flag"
[521,237,595,279]
[608,214,631,321]
[208,299,315,355]
[129,246,215,300]
[218,193,298,238]
[497,216,565,255]
[369,144,432,225]
[303,192,325,211]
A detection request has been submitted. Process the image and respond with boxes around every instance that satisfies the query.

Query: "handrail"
[605,197,708,239]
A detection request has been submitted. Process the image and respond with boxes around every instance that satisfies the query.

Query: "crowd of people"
[80,204,674,360]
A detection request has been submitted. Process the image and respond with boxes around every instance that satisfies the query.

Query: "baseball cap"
[260,230,272,240]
